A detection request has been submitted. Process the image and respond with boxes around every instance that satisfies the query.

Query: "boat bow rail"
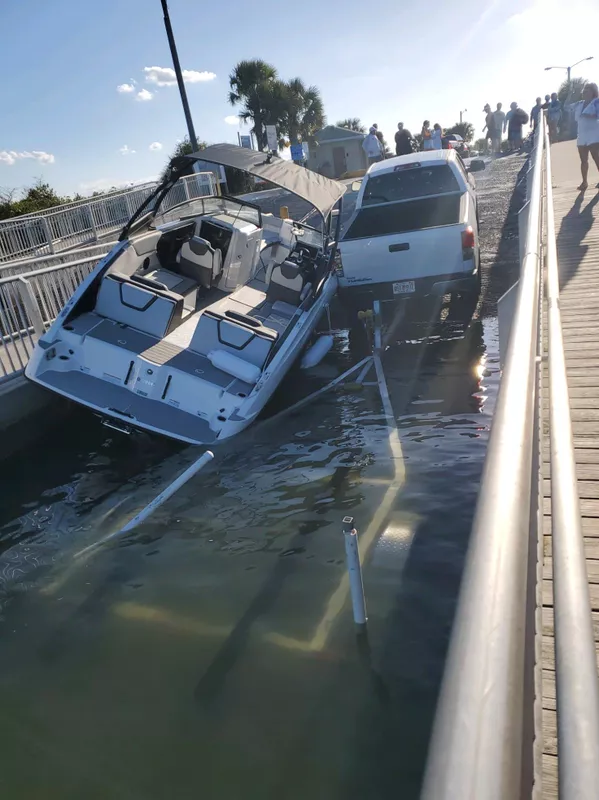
[421,116,599,798]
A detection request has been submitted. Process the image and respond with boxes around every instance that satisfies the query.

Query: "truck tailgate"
[339,194,467,285]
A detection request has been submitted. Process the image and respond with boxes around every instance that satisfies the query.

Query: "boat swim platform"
[541,139,599,798]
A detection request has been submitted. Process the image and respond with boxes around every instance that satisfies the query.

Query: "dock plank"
[542,635,599,672]
[544,534,599,560]
[543,557,599,584]
[542,580,599,610]
[544,478,599,500]
[542,753,558,799]
[543,497,599,517]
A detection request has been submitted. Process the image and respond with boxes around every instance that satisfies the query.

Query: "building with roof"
[307,126,368,178]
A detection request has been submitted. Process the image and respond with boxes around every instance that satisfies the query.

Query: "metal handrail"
[0,256,99,382]
[0,172,217,263]
[0,242,115,277]
[421,119,546,799]
[545,129,599,797]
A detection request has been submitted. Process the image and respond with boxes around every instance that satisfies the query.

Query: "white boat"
[25,144,346,445]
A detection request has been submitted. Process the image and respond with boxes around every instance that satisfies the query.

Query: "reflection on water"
[0,311,499,799]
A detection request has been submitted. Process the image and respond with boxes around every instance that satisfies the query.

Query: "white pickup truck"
[336,149,485,312]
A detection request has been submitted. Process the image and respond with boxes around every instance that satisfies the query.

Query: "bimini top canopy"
[190,143,346,220]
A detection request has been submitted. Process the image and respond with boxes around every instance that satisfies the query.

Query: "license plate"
[393,280,416,295]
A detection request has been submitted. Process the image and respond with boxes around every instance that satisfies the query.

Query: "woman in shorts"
[571,82,599,191]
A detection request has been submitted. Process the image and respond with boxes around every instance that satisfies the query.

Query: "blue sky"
[0,0,597,197]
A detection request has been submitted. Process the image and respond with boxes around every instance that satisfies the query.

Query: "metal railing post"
[16,276,45,337]
[40,217,55,254]
[86,204,98,242]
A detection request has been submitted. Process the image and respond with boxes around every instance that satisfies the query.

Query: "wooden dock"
[542,140,599,798]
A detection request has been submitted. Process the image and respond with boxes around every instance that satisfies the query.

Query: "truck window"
[361,165,460,206]
[343,195,461,240]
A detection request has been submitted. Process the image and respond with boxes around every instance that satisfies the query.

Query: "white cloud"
[224,115,240,125]
[119,145,136,156]
[0,150,55,166]
[182,69,216,84]
[117,83,135,93]
[149,142,163,151]
[144,66,216,87]
[79,175,158,194]
[136,89,153,102]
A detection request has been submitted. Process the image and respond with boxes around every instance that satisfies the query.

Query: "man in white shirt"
[493,103,506,153]
[570,82,599,190]
[362,127,384,165]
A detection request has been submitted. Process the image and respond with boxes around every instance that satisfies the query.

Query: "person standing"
[547,93,562,142]
[421,120,434,150]
[493,103,506,153]
[530,97,543,132]
[504,102,527,151]
[432,123,443,150]
[394,122,413,156]
[362,126,384,165]
[483,104,496,153]
[570,82,599,191]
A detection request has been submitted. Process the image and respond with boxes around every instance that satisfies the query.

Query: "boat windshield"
[151,178,261,229]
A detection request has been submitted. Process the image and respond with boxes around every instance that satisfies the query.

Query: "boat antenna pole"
[160,0,199,152]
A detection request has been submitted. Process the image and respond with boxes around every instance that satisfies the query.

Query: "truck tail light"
[462,227,475,260]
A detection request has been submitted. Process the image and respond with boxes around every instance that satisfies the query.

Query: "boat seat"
[222,287,297,336]
[176,236,222,289]
[231,285,267,309]
[94,271,184,338]
[190,303,277,369]
[143,268,198,310]
[266,260,309,307]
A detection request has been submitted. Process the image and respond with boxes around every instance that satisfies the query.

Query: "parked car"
[336,149,485,313]
[442,133,470,158]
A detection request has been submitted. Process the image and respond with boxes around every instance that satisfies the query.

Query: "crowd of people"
[360,81,599,190]
[481,96,560,154]
[361,121,444,165]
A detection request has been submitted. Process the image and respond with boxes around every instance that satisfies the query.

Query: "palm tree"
[229,59,279,150]
[281,78,325,148]
[558,76,587,106]
[336,118,366,133]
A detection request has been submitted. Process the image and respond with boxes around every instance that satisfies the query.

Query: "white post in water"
[343,516,367,628]
[119,450,214,533]
[75,450,215,559]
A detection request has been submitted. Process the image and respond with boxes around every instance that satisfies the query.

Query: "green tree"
[0,179,68,220]
[336,118,366,133]
[445,121,475,142]
[229,59,279,150]
[161,136,254,195]
[284,78,325,143]
[159,136,207,181]
[473,137,488,152]
[558,76,587,106]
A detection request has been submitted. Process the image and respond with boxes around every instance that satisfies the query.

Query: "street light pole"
[160,0,199,152]
[544,56,594,87]
[460,109,467,125]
